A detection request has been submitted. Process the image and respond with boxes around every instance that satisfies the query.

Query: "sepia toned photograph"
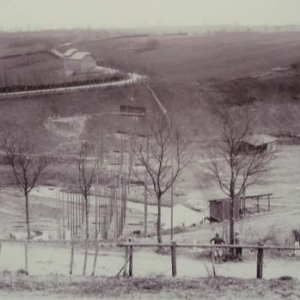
[0,0,300,299]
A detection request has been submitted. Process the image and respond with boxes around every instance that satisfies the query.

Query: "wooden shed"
[239,134,277,153]
[208,198,240,222]
[208,193,272,222]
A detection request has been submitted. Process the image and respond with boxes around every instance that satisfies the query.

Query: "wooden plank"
[117,243,298,251]
[256,246,264,279]
[0,239,295,251]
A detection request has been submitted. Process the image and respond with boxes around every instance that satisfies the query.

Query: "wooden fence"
[0,239,298,279]
[117,241,299,279]
[0,239,114,277]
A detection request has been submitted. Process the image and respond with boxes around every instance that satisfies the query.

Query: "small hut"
[208,198,240,222]
[208,193,272,222]
[239,134,277,153]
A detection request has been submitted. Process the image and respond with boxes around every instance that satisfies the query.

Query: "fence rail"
[0,239,298,279]
[117,242,298,250]
[117,242,300,279]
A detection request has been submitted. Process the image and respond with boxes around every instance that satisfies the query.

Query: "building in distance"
[238,133,278,153]
[63,48,97,74]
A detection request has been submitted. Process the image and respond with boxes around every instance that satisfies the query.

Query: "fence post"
[24,241,29,275]
[69,241,75,275]
[171,241,177,277]
[129,239,133,277]
[91,241,100,276]
[82,244,88,276]
[256,244,264,279]
[123,245,129,277]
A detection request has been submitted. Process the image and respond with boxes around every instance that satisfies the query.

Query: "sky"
[0,0,299,31]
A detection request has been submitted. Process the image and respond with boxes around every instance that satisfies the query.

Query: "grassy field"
[1,31,300,145]
[0,275,299,299]
[76,31,300,83]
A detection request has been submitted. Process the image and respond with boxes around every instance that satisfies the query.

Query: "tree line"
[0,74,126,94]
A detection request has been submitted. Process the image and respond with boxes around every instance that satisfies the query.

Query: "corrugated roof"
[63,48,78,57]
[69,51,92,60]
[241,134,277,147]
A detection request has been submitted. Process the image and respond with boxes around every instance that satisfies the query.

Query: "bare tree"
[3,137,50,239]
[76,141,99,240]
[205,114,274,253]
[132,116,189,243]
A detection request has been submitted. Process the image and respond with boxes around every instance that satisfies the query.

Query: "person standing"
[235,231,243,261]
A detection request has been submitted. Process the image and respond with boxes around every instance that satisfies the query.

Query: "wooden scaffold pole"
[95,195,98,239]
[144,125,149,237]
[67,191,70,231]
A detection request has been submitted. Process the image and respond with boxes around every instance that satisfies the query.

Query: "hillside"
[0,32,300,187]
[0,30,300,244]
[1,33,300,156]
[75,31,300,83]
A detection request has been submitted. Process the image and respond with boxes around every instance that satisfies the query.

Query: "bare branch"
[204,114,275,247]
[3,135,50,238]
[131,113,191,243]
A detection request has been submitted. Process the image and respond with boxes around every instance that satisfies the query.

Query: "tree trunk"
[157,194,162,244]
[229,170,235,257]
[85,195,89,240]
[25,192,31,239]
[229,196,235,257]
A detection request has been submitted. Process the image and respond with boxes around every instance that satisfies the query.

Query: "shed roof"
[69,51,92,60]
[63,48,78,57]
[241,134,277,147]
[208,193,272,202]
